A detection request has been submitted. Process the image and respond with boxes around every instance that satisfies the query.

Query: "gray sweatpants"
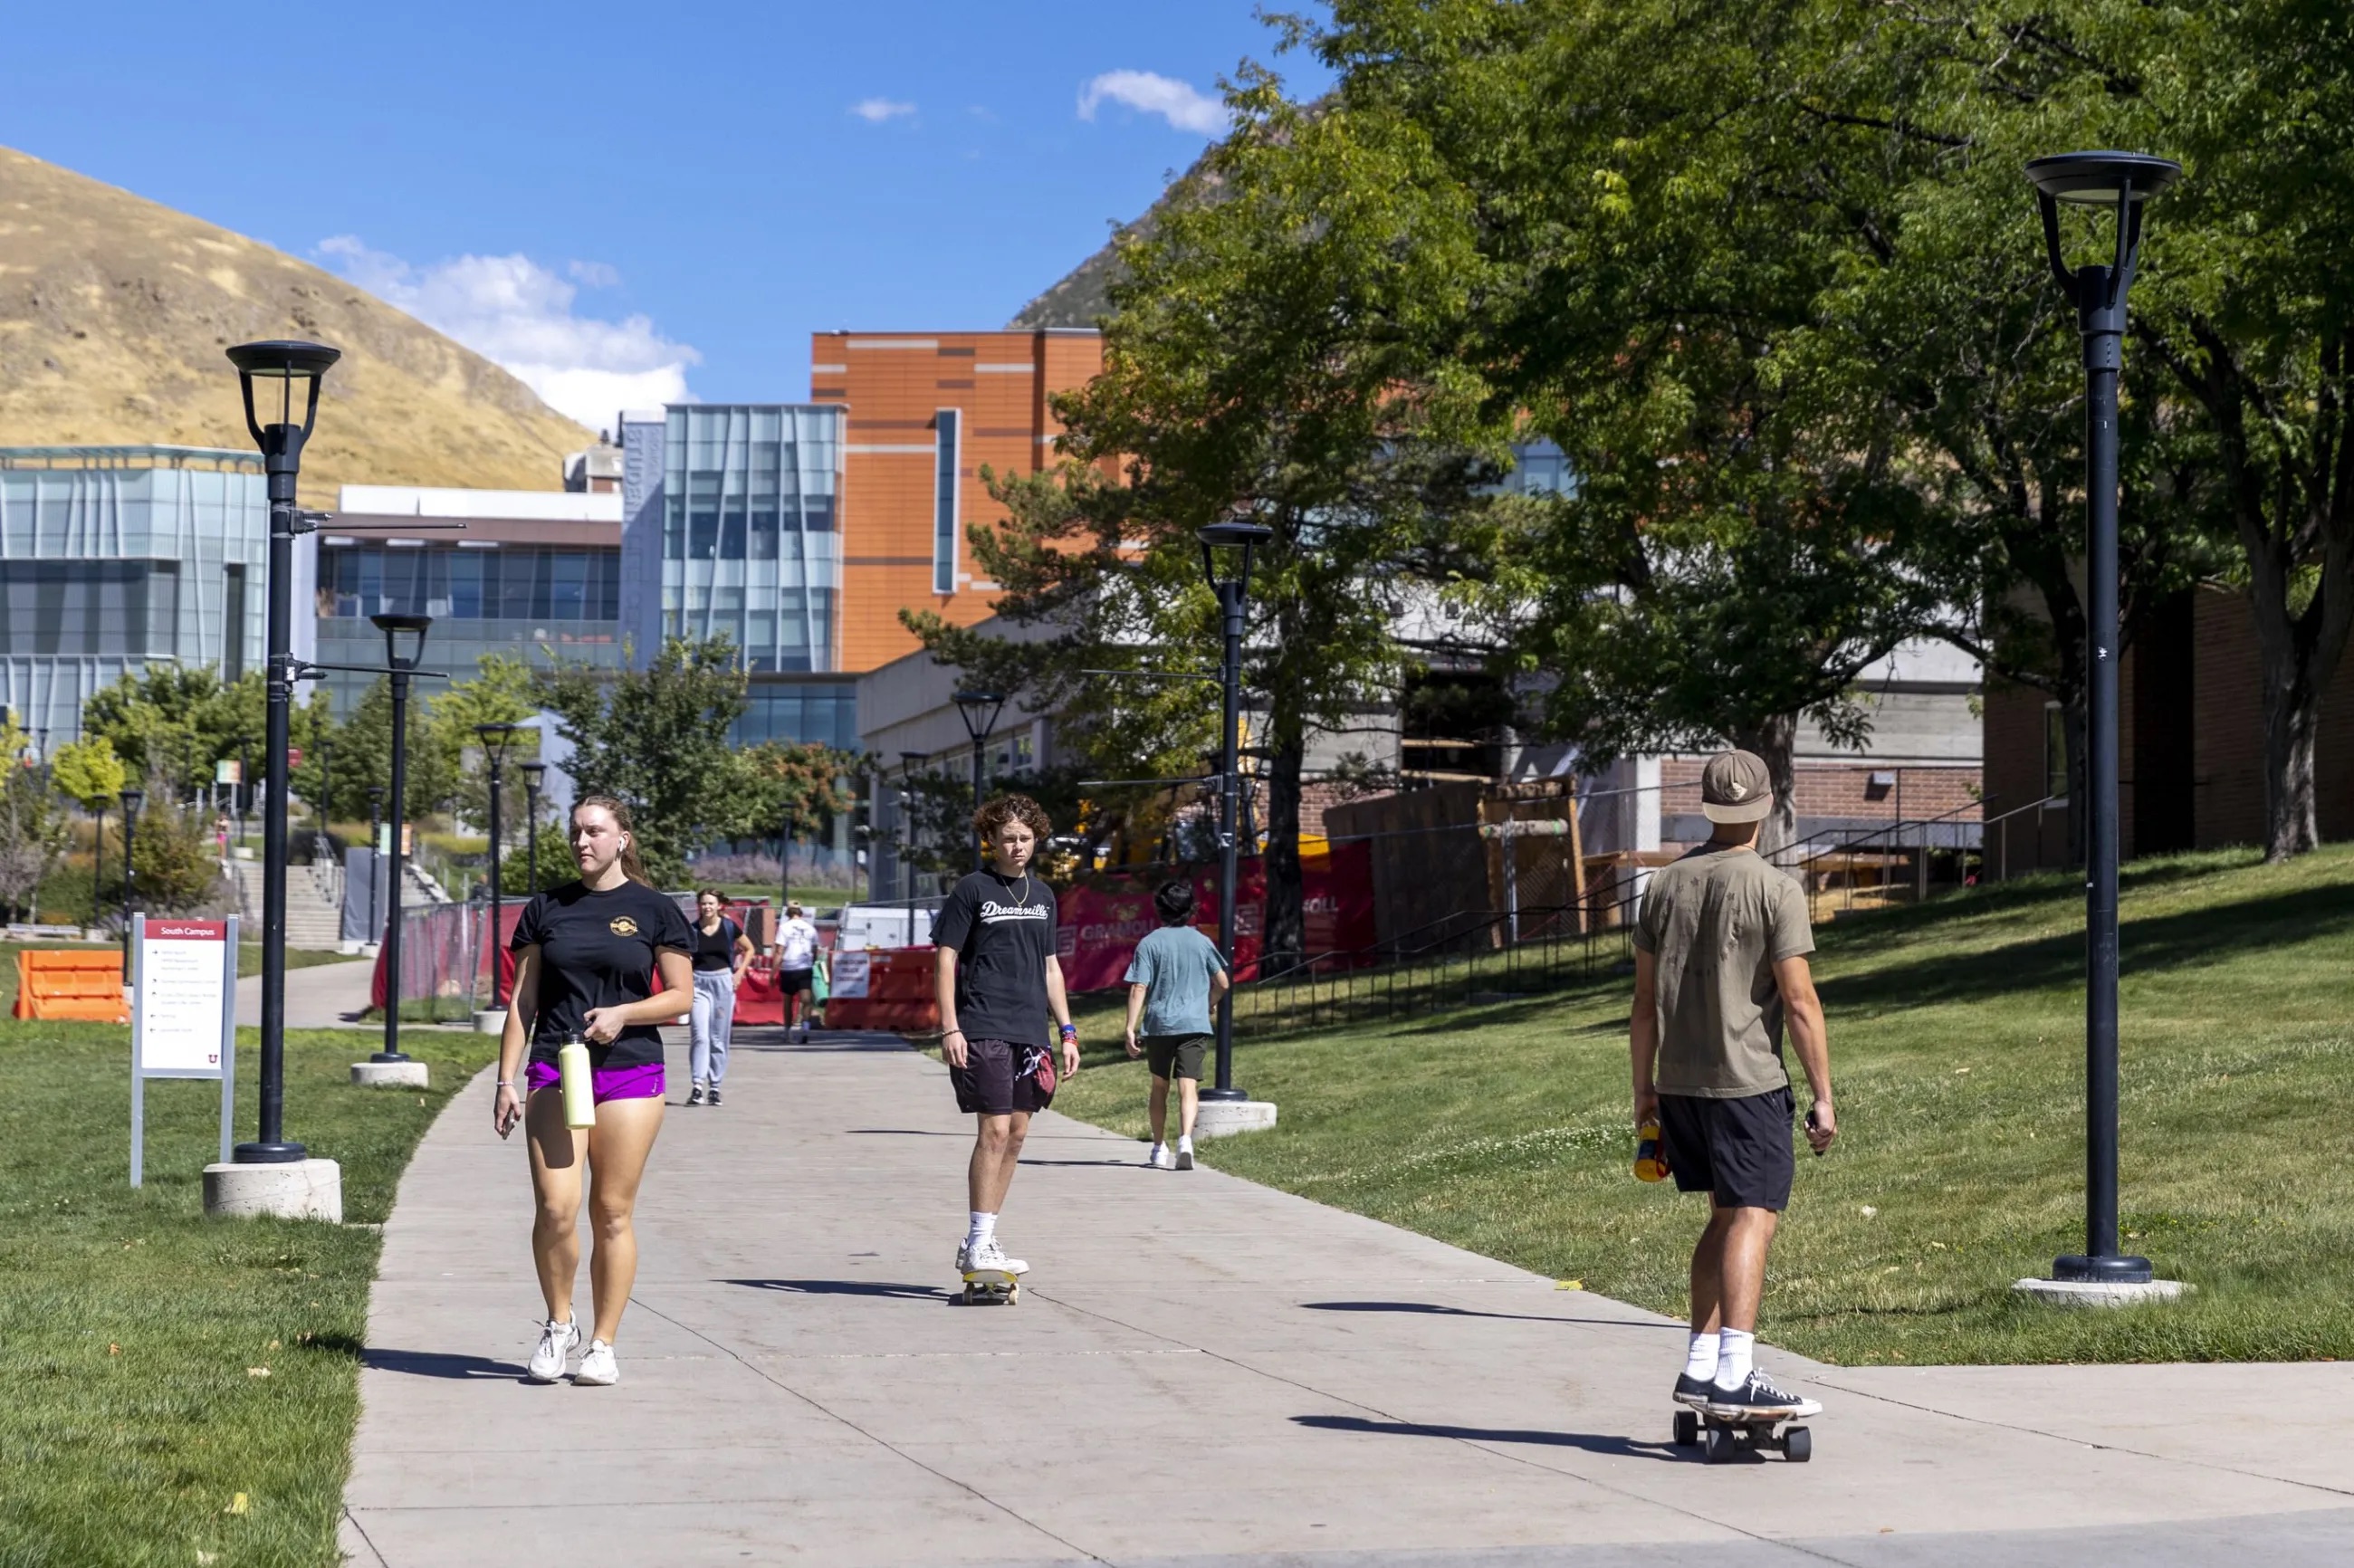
[689,968,737,1085]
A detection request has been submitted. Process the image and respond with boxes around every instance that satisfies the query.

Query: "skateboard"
[960,1266,1024,1305]
[1673,1404,1812,1463]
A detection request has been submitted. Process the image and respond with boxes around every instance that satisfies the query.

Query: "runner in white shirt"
[775,904,820,1043]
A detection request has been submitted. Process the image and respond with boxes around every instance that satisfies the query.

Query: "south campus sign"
[129,913,239,1185]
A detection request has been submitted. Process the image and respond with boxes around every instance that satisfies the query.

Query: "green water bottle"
[558,1033,596,1129]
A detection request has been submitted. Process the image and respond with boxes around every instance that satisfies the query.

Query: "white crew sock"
[1149,1142,1166,1160]
[1684,1331,1719,1382]
[965,1211,996,1249]
[1176,1133,1194,1152]
[1715,1327,1756,1390]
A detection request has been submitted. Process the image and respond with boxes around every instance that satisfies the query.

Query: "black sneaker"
[1704,1370,1822,1420]
[1673,1372,1716,1408]
[707,1086,722,1107]
[686,1084,706,1106]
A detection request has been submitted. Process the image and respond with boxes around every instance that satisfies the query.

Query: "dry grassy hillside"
[0,146,591,493]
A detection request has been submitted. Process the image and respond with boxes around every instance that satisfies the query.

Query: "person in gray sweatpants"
[686,889,753,1106]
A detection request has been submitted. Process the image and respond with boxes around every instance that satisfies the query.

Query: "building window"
[2043,702,2070,802]
[223,565,246,680]
[933,408,961,595]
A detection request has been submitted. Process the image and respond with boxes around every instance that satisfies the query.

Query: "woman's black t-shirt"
[511,880,694,1067]
[933,869,1057,1048]
[692,916,742,972]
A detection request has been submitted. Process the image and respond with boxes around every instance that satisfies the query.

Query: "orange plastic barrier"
[822,946,940,1035]
[15,949,129,1023]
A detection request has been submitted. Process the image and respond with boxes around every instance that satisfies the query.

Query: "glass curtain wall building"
[0,446,268,744]
[620,405,856,750]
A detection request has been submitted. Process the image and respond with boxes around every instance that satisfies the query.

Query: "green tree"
[0,713,65,920]
[125,799,221,917]
[325,676,458,827]
[50,736,128,812]
[81,665,265,798]
[535,636,751,886]
[430,654,542,831]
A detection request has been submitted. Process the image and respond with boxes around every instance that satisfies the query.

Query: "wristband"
[496,1079,515,1088]
[1059,1024,1078,1040]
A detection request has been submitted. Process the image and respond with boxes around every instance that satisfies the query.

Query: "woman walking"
[687,889,753,1106]
[493,796,694,1387]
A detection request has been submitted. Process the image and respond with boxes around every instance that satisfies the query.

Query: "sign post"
[130,914,239,1187]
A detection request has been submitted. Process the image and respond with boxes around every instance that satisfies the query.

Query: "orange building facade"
[811,328,1102,671]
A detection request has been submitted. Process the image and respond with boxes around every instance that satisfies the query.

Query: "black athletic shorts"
[1143,1032,1210,1081]
[1659,1086,1796,1211]
[779,968,814,995]
[950,1037,1055,1117]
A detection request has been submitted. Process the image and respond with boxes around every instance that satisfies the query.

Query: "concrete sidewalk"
[235,955,375,1030]
[343,1029,2354,1567]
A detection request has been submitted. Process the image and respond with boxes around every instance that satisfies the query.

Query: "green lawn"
[1050,846,2354,1365]
[0,1019,487,1568]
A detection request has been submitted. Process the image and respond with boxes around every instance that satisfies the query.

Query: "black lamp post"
[1199,521,1272,1104]
[226,338,340,1163]
[477,722,523,1005]
[951,690,1005,874]
[2026,150,2182,1286]
[317,734,332,834]
[372,613,432,1065]
[119,786,144,971]
[521,760,547,897]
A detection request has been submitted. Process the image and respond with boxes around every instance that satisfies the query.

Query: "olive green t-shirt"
[1633,844,1815,1098]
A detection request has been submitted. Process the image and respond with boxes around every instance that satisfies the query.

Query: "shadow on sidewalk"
[724,1278,951,1302]
[1295,1413,1683,1461]
[845,1127,961,1136]
[363,1348,528,1381]
[1303,1300,1682,1332]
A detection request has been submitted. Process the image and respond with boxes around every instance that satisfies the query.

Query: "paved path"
[235,955,375,1030]
[343,1029,2354,1566]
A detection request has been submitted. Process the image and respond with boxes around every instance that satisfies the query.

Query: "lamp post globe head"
[120,787,144,817]
[369,611,433,667]
[2025,151,2183,207]
[1198,521,1274,588]
[225,339,341,446]
[521,760,547,791]
[952,689,1006,743]
[475,722,522,767]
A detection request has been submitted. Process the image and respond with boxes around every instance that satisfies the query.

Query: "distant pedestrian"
[934,793,1079,1284]
[686,889,753,1106]
[1123,878,1226,1171]
[492,796,694,1389]
[1632,751,1836,1424]
[776,903,820,1044]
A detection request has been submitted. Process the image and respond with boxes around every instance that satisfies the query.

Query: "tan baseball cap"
[1700,750,1774,824]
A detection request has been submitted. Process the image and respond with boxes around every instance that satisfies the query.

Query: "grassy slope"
[0,1023,487,1568]
[1051,846,2354,1365]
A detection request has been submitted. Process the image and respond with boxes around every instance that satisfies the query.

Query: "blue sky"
[0,2,1329,431]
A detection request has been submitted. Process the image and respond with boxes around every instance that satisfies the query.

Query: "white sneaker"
[1147,1143,1171,1169]
[526,1317,579,1382]
[954,1238,972,1273]
[573,1339,619,1387]
[965,1238,1027,1275]
[1175,1138,1195,1171]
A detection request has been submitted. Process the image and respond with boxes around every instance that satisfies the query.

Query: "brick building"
[1983,588,2354,872]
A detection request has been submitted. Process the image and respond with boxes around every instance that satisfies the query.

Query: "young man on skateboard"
[933,794,1080,1280]
[1632,750,1837,1423]
[1123,878,1227,1170]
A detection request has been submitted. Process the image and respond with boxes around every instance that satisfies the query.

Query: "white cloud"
[318,236,698,429]
[1077,70,1228,135]
[850,98,916,123]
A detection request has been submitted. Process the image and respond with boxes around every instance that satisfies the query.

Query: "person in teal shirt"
[1123,879,1228,1170]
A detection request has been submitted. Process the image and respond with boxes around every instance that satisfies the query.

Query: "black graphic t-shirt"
[511,879,695,1067]
[933,869,1058,1048]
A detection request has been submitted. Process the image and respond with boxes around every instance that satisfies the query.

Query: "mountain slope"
[0,146,591,493]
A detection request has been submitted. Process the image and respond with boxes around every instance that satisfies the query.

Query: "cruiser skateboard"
[961,1265,1024,1305]
[1673,1405,1811,1463]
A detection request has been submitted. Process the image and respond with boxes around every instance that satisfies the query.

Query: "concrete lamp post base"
[2013,1276,2191,1308]
[1194,1100,1278,1139]
[204,1159,343,1222]
[473,1009,507,1036]
[350,1059,429,1088]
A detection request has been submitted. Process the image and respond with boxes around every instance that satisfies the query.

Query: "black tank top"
[693,917,739,971]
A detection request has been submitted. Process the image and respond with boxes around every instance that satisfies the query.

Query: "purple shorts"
[524,1060,666,1104]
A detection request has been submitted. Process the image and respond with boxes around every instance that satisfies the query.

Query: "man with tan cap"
[1632,749,1836,1422]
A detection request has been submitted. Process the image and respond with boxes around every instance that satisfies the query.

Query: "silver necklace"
[995,868,1031,906]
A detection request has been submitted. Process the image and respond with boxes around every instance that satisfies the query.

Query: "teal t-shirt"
[1124,925,1227,1037]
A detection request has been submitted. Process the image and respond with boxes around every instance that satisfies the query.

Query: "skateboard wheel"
[1783,1426,1811,1463]
[1006,1283,1019,1305]
[1673,1410,1699,1447]
[1704,1427,1737,1465]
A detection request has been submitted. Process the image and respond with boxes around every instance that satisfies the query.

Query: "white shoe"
[526,1317,579,1382]
[965,1238,1027,1276]
[954,1238,972,1273]
[573,1339,619,1387]
[1147,1143,1172,1169]
[1175,1138,1195,1171]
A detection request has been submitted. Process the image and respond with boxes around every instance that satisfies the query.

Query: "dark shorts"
[1659,1086,1796,1211]
[524,1060,666,1104]
[1143,1033,1210,1081]
[950,1037,1055,1117]
[780,968,814,995]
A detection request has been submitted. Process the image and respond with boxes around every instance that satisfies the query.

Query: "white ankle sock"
[965,1211,996,1248]
[1715,1328,1756,1390]
[1177,1134,1193,1151]
[1684,1331,1719,1381]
